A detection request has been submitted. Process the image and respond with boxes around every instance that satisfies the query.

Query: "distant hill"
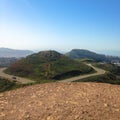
[6,50,93,80]
[0,57,18,67]
[65,49,120,62]
[0,48,33,58]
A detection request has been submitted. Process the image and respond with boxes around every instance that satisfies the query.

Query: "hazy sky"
[0,0,120,54]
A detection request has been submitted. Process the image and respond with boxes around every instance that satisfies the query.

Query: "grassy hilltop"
[6,50,93,81]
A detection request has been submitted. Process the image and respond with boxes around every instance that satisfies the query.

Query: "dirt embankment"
[0,82,120,120]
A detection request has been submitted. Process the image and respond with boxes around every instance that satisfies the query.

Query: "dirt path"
[0,68,34,84]
[60,64,106,82]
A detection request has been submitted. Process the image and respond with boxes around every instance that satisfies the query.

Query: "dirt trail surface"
[0,68,34,84]
[61,64,106,82]
[0,82,120,120]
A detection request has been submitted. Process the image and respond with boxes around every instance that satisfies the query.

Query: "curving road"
[0,68,35,84]
[0,64,105,84]
[60,64,106,82]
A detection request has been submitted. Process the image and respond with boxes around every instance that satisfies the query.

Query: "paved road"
[0,68,35,84]
[60,64,106,82]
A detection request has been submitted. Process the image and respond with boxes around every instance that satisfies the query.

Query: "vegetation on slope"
[93,63,120,75]
[0,77,55,93]
[6,50,93,81]
[75,62,120,85]
[75,72,120,85]
[0,78,18,92]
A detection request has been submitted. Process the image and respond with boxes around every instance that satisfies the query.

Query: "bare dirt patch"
[0,82,120,120]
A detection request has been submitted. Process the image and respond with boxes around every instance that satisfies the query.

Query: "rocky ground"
[0,82,120,120]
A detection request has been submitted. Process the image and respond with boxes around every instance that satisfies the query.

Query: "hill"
[65,49,120,62]
[0,82,120,120]
[0,48,33,58]
[6,50,93,81]
[0,57,18,67]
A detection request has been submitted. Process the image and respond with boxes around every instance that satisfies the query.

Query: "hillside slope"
[0,82,120,120]
[6,50,93,81]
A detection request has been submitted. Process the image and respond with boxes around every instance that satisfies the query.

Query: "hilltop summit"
[7,50,92,81]
[29,50,62,62]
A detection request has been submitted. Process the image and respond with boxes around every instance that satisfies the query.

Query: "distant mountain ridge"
[65,49,120,62]
[0,48,33,58]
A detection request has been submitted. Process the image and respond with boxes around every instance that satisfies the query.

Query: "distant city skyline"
[0,0,120,55]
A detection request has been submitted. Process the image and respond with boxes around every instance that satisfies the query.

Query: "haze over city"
[0,0,120,55]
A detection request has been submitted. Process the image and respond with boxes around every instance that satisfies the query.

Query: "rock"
[104,103,108,107]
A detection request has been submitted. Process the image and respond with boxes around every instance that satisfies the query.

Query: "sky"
[0,0,120,55]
